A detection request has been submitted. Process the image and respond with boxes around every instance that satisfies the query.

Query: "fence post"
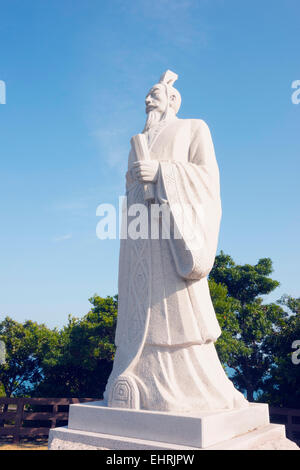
[14,398,24,444]
[51,404,58,429]
[0,397,97,442]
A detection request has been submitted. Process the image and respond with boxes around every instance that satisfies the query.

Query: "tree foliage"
[33,295,117,397]
[208,280,247,364]
[210,251,288,402]
[0,254,298,408]
[259,295,300,407]
[0,318,58,397]
[209,252,279,304]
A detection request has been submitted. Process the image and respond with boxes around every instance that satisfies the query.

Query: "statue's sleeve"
[156,120,222,280]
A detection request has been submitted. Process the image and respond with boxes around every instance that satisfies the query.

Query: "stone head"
[145,70,181,117]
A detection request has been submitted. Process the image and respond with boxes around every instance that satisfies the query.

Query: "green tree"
[34,295,117,398]
[259,296,300,407]
[209,252,286,401]
[0,317,58,397]
[209,252,279,304]
[209,279,248,364]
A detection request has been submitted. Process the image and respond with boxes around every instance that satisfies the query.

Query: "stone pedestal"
[48,401,299,450]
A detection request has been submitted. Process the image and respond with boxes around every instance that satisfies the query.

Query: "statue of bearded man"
[103,70,248,412]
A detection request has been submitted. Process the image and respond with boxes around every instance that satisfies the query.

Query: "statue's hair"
[168,87,181,114]
[158,70,181,115]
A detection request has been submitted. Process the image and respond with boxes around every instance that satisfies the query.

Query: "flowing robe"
[104,118,248,412]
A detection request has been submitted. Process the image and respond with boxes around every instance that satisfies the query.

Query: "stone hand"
[132,161,159,183]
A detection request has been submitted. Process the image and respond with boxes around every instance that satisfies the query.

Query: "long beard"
[142,110,164,133]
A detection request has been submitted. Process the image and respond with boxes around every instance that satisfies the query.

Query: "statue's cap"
[159,70,178,88]
[153,69,181,115]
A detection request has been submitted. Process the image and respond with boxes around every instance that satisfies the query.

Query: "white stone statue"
[103,70,248,412]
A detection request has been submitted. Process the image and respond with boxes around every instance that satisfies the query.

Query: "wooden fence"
[269,407,300,445]
[0,397,95,443]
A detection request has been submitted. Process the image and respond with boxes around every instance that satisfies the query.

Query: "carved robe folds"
[104,118,248,412]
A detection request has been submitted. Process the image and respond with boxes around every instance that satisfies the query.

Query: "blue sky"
[0,0,299,328]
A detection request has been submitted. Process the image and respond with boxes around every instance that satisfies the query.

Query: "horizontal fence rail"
[269,407,300,445]
[0,398,96,443]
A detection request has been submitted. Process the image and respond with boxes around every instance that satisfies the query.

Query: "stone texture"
[104,70,248,413]
[49,401,300,451]
[49,71,299,452]
[48,424,299,450]
[66,401,269,449]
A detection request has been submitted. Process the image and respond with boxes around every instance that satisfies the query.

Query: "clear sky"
[0,0,299,328]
